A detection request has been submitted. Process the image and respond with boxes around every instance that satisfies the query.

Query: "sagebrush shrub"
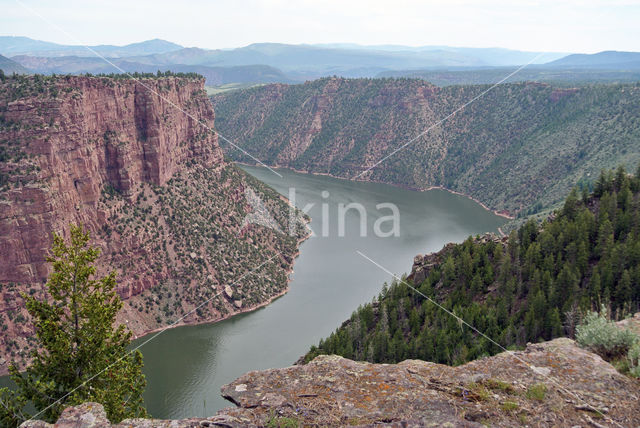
[575,308,637,359]
[629,342,640,378]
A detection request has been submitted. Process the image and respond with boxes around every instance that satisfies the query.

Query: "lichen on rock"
[23,338,640,427]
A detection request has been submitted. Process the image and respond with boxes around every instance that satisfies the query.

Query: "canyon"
[0,74,306,373]
[211,78,640,217]
[2,73,639,426]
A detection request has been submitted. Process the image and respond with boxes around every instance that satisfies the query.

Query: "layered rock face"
[0,75,306,372]
[21,339,640,427]
[1,75,222,286]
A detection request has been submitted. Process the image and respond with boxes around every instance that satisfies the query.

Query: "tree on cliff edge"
[0,225,147,426]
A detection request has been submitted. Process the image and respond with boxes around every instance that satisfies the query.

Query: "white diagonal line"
[352,54,545,180]
[23,253,280,422]
[356,250,623,428]
[14,0,282,179]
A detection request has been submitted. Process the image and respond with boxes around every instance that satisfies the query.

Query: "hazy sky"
[3,0,640,53]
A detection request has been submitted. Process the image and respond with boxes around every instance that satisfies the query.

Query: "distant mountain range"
[545,51,640,69]
[0,36,182,57]
[0,54,29,74]
[10,55,293,85]
[2,36,640,86]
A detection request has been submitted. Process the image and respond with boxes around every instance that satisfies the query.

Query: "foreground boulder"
[20,338,640,427]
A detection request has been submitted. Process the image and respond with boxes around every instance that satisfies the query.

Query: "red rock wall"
[0,76,223,288]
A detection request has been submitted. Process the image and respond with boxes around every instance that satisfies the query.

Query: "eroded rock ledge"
[20,338,640,427]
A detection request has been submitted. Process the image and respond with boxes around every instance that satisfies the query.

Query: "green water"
[1,166,506,419]
[135,166,506,418]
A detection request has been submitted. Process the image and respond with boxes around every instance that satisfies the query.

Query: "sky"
[2,0,640,53]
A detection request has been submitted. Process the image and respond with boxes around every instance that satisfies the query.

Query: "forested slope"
[305,167,640,365]
[212,78,640,216]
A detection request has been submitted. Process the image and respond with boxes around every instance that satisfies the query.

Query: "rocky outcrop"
[617,312,640,336]
[0,75,306,373]
[21,339,640,427]
[408,233,507,285]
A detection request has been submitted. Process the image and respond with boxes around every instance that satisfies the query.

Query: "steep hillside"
[305,169,640,366]
[0,74,307,373]
[23,338,640,426]
[0,56,29,75]
[211,78,640,216]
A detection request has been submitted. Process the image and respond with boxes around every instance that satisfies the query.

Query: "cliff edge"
[21,338,640,427]
[0,74,306,373]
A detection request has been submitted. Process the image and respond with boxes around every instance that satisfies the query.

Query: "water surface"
[137,166,506,418]
[0,167,506,417]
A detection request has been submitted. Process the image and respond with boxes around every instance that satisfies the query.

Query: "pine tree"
[545,307,563,339]
[616,270,632,310]
[0,225,147,425]
[306,166,640,367]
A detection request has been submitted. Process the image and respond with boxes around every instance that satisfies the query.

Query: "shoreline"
[0,179,312,376]
[131,207,313,342]
[133,283,292,339]
[0,231,311,376]
[236,161,515,220]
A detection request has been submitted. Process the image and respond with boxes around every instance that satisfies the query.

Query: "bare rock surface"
[617,312,640,336]
[22,338,640,427]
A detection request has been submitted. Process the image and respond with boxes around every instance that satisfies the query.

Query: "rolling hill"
[0,55,29,74]
[9,55,293,85]
[6,37,569,82]
[120,43,559,79]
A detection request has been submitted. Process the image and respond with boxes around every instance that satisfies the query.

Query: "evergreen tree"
[0,225,147,426]
[617,270,633,310]
[306,166,640,368]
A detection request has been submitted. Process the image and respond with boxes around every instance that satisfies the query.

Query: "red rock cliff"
[0,75,222,286]
[0,75,305,373]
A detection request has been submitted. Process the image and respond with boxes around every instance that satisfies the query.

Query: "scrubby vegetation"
[0,74,53,190]
[575,307,637,359]
[378,68,640,86]
[575,308,640,376]
[96,164,308,327]
[305,166,640,367]
[88,70,204,80]
[212,78,640,216]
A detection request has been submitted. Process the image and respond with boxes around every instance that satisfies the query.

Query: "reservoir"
[137,166,506,418]
[0,166,506,419]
